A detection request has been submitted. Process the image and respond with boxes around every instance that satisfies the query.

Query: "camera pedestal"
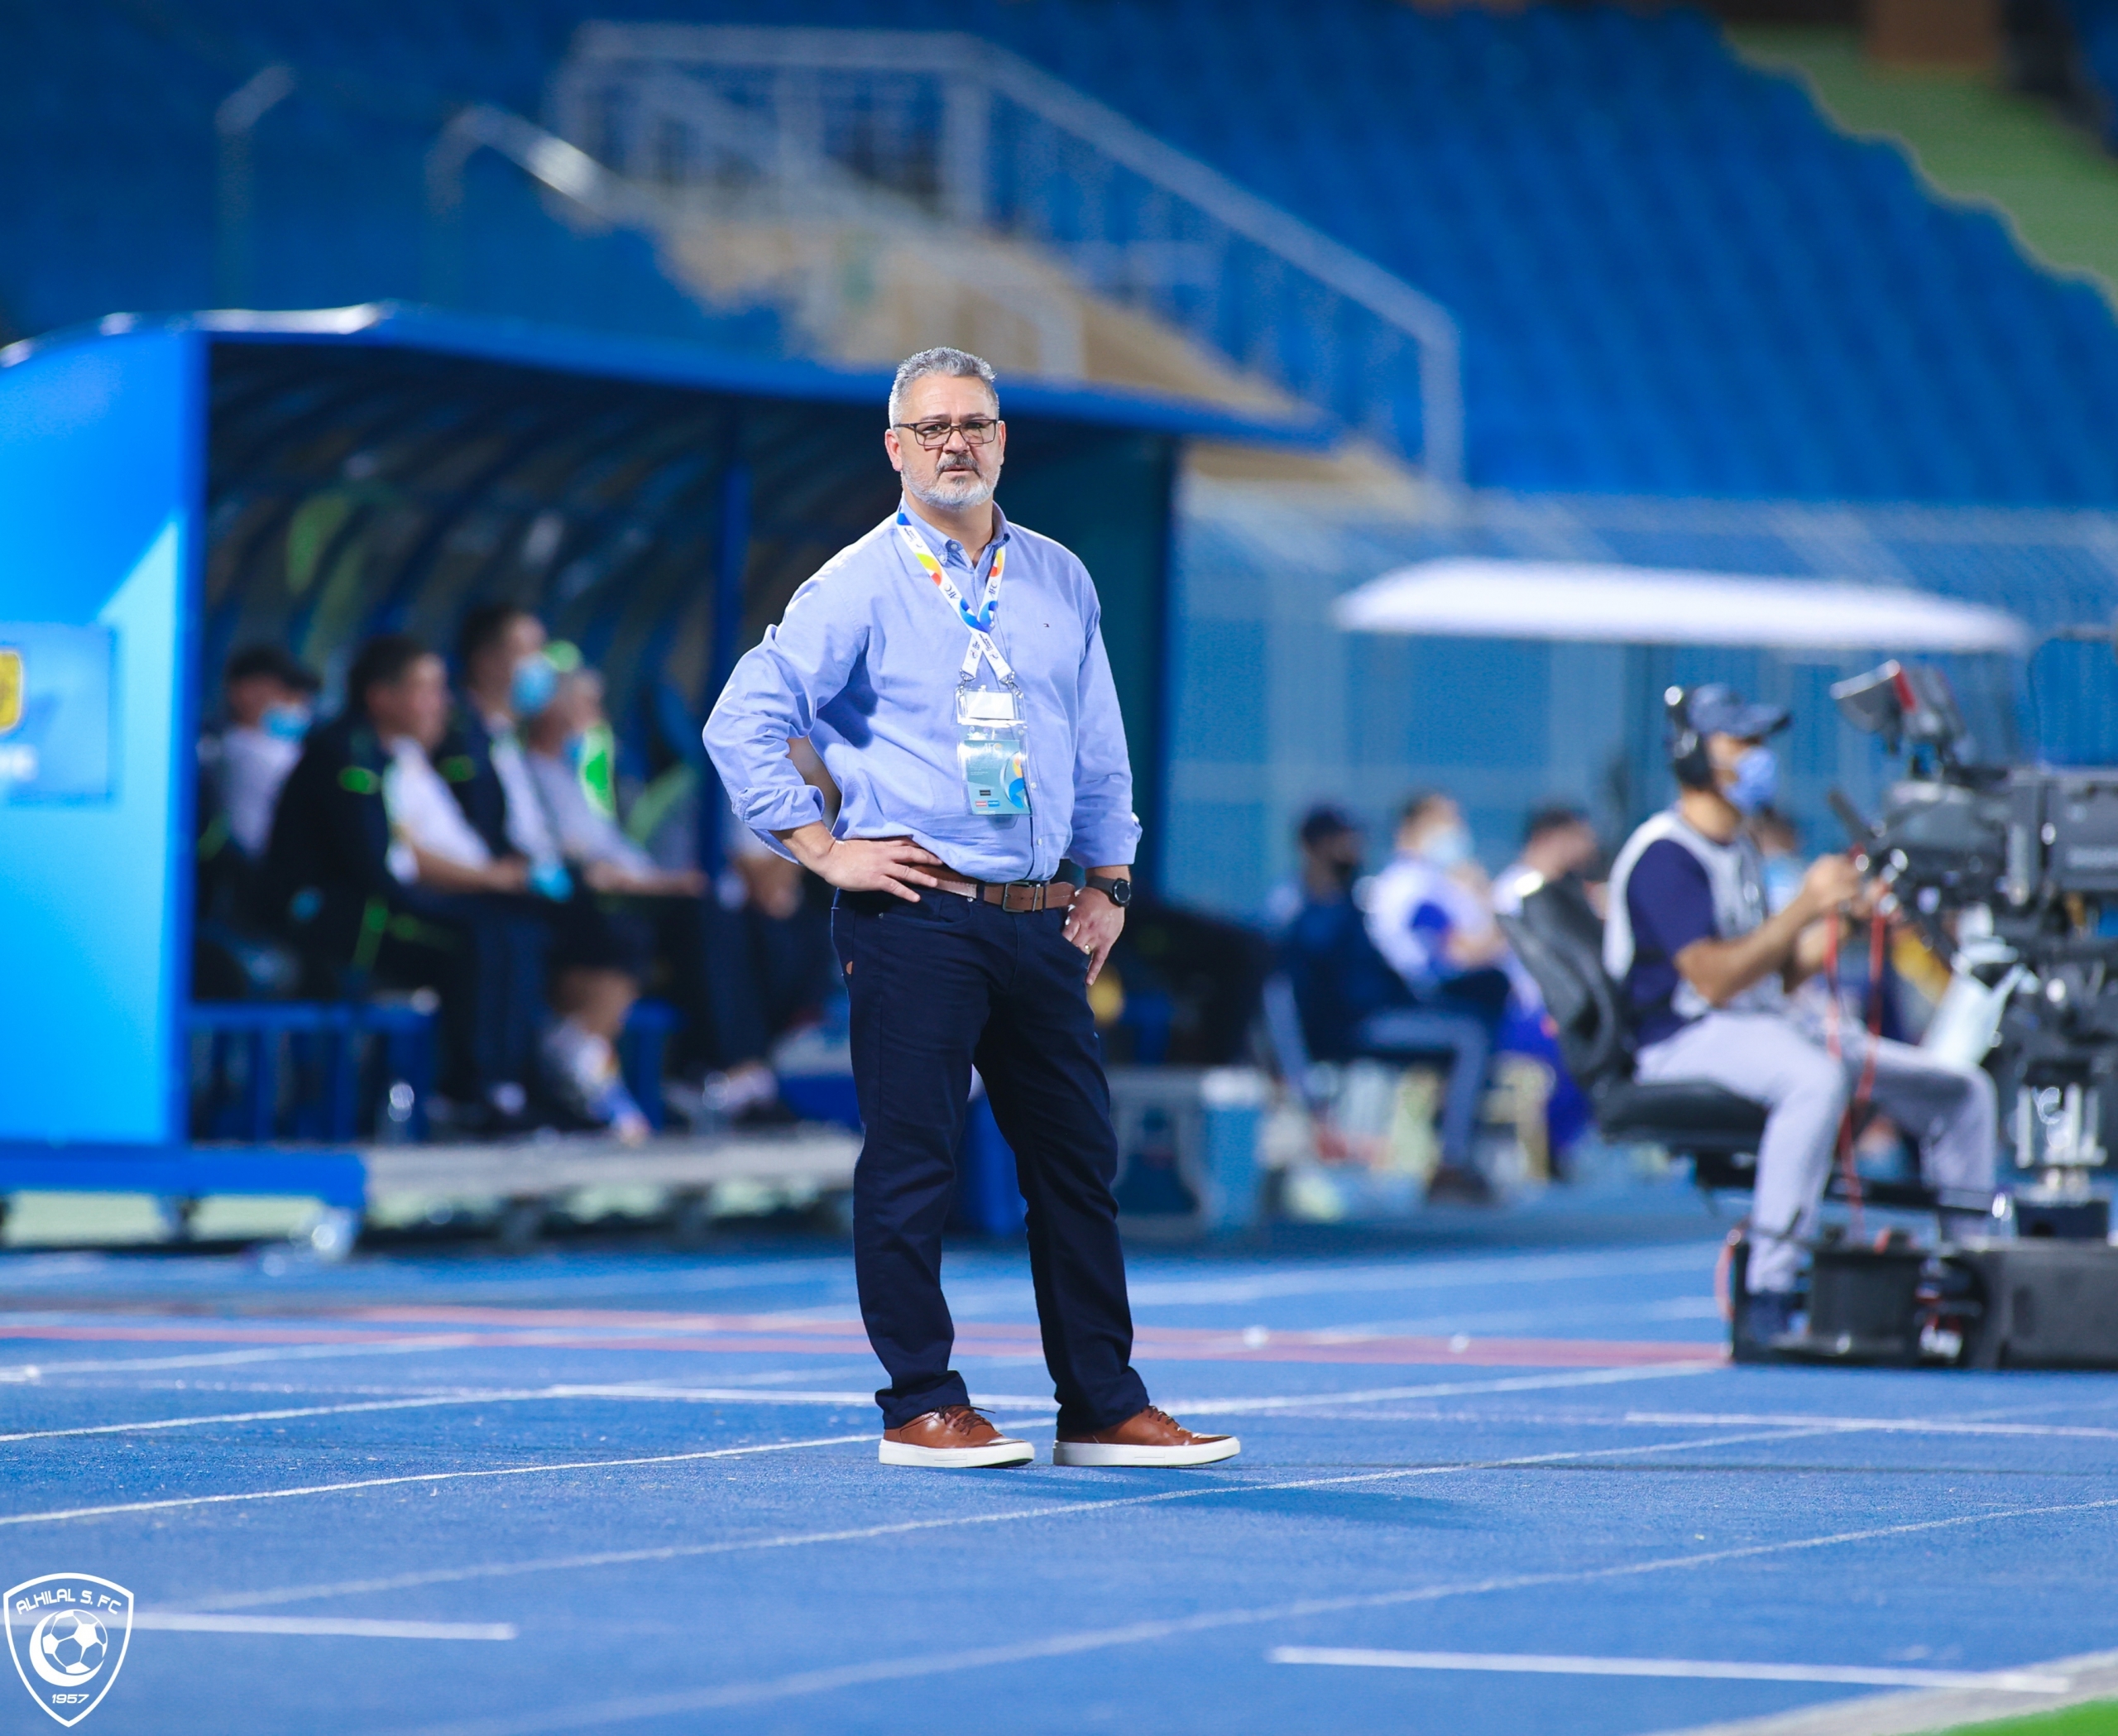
[1728,1230,2118,1369]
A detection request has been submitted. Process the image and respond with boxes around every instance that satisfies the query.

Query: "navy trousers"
[833,887,1151,1433]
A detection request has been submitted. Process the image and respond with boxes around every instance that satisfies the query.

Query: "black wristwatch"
[1085,873,1133,908]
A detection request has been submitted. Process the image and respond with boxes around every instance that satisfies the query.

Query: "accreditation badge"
[956,685,1032,816]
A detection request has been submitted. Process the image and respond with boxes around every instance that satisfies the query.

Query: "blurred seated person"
[445,602,567,880]
[526,669,705,897]
[449,607,695,1138]
[1371,789,1581,1184]
[621,711,841,1121]
[1493,804,1603,919]
[262,635,546,1129]
[194,645,321,993]
[707,784,841,1120]
[1272,804,1413,1062]
[524,667,711,1136]
[1265,801,1361,931]
[1367,789,1514,1027]
[208,643,320,861]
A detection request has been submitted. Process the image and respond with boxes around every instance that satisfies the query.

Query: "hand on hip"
[811,836,945,901]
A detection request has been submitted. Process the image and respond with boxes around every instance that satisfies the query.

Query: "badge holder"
[956,684,1032,816]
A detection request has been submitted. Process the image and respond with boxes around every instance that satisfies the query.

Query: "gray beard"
[906,465,995,512]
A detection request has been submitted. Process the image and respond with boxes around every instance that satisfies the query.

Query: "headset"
[1665,684,1714,789]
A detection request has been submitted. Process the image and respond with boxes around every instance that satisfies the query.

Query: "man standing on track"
[705,348,1238,1471]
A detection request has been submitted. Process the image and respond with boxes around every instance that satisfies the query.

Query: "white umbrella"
[1331,558,2028,655]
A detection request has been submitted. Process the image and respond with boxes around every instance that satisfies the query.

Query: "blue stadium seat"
[4,0,2116,503]
[2065,0,2118,150]
[190,999,438,1144]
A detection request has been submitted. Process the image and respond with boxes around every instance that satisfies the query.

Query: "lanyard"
[895,511,1014,684]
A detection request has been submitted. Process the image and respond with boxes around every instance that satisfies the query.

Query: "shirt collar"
[898,498,1010,566]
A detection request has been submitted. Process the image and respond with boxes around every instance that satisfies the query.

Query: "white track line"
[0,1365,1723,1449]
[0,1336,491,1381]
[0,1386,921,1446]
[1267,1647,2072,1693]
[1312,1296,1727,1340]
[1172,1362,1721,1414]
[1626,1410,2118,1442]
[549,1384,1053,1408]
[0,1388,584,1444]
[136,1614,515,1640]
[22,1363,889,1403]
[0,1432,875,1530]
[405,1494,2118,1735]
[1116,1243,1718,1307]
[942,1242,1721,1313]
[192,1415,1907,1611]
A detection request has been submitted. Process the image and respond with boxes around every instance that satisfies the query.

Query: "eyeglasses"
[893,416,1000,449]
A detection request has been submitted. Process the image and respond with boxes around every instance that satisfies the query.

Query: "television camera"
[1832,657,2118,1229]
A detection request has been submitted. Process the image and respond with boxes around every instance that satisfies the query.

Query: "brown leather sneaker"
[1052,1404,1240,1467]
[879,1405,1034,1469]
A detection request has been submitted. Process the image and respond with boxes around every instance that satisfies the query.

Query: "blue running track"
[2,1217,2114,1734]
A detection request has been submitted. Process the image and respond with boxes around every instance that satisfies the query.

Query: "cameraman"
[1606,685,1998,1343]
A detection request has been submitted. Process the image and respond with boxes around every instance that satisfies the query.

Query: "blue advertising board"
[0,330,200,1146]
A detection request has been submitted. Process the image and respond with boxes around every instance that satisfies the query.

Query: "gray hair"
[888,347,998,426]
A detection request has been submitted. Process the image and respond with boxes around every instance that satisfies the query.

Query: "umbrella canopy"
[1331,558,2028,654]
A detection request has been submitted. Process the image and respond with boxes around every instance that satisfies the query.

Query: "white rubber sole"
[878,1437,1035,1469]
[1051,1435,1241,1467]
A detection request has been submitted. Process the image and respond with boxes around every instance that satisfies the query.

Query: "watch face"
[1100,877,1133,906]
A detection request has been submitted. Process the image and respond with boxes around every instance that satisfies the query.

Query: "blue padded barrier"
[189,1000,436,1145]
[0,1144,367,1210]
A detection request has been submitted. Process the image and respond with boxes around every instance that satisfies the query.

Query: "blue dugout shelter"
[0,305,1320,1200]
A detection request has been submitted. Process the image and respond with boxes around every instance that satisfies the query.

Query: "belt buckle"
[1001,880,1043,914]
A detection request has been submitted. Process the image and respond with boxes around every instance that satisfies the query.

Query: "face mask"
[1422,822,1473,869]
[1725,746,1779,817]
[510,654,558,718]
[260,703,310,742]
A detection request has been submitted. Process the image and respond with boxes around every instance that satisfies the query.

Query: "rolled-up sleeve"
[704,565,868,853]
[1067,608,1141,868]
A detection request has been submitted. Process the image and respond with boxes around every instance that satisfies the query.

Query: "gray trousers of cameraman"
[1636,1010,1998,1293]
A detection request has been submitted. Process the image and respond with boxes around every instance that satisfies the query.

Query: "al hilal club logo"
[5,1575,133,1727]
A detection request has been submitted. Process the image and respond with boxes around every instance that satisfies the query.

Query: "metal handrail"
[558,24,1465,487]
[428,104,645,223]
[427,97,1088,378]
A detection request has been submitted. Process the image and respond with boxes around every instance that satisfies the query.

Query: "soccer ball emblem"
[37,1611,106,1679]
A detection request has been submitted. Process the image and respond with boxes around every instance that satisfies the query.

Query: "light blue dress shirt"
[704,501,1141,882]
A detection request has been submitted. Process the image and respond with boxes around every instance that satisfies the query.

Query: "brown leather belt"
[931,872,1078,914]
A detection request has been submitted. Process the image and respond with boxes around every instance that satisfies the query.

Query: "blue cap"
[1681,683,1789,741]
